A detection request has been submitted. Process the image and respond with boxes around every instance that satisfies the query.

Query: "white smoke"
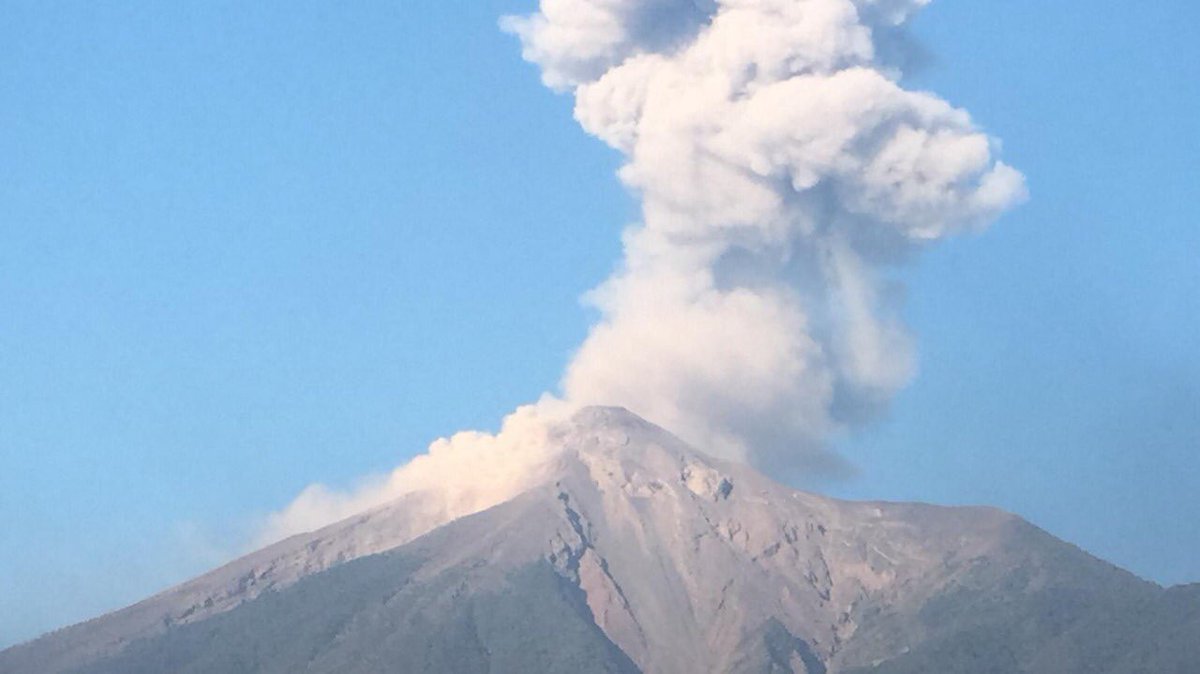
[262,0,1025,541]
[258,400,572,545]
[516,0,1025,469]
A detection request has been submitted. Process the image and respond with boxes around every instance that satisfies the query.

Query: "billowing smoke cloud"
[263,0,1024,542]
[511,0,1025,470]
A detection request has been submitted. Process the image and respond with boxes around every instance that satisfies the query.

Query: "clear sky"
[1,0,1197,648]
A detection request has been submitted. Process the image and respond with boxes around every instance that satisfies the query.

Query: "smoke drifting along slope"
[260,401,572,545]
[265,0,1024,542]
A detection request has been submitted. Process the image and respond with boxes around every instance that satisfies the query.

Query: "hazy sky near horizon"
[1,0,1197,648]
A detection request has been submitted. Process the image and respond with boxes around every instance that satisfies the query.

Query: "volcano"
[3,407,1197,673]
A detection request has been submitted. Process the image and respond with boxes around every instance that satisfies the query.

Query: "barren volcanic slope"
[3,408,1198,673]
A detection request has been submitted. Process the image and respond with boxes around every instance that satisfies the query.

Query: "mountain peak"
[555,405,688,455]
[550,405,738,502]
[568,405,648,428]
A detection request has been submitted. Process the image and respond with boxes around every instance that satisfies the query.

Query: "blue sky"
[1,0,1197,647]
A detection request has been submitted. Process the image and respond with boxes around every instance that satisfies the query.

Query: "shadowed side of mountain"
[836,530,1198,674]
[840,583,1200,674]
[0,488,449,674]
[26,490,640,674]
[69,557,639,674]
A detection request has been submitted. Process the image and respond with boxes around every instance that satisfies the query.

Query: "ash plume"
[263,0,1024,542]
[512,0,1025,468]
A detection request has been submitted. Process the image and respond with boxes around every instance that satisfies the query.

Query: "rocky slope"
[1,407,1194,673]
